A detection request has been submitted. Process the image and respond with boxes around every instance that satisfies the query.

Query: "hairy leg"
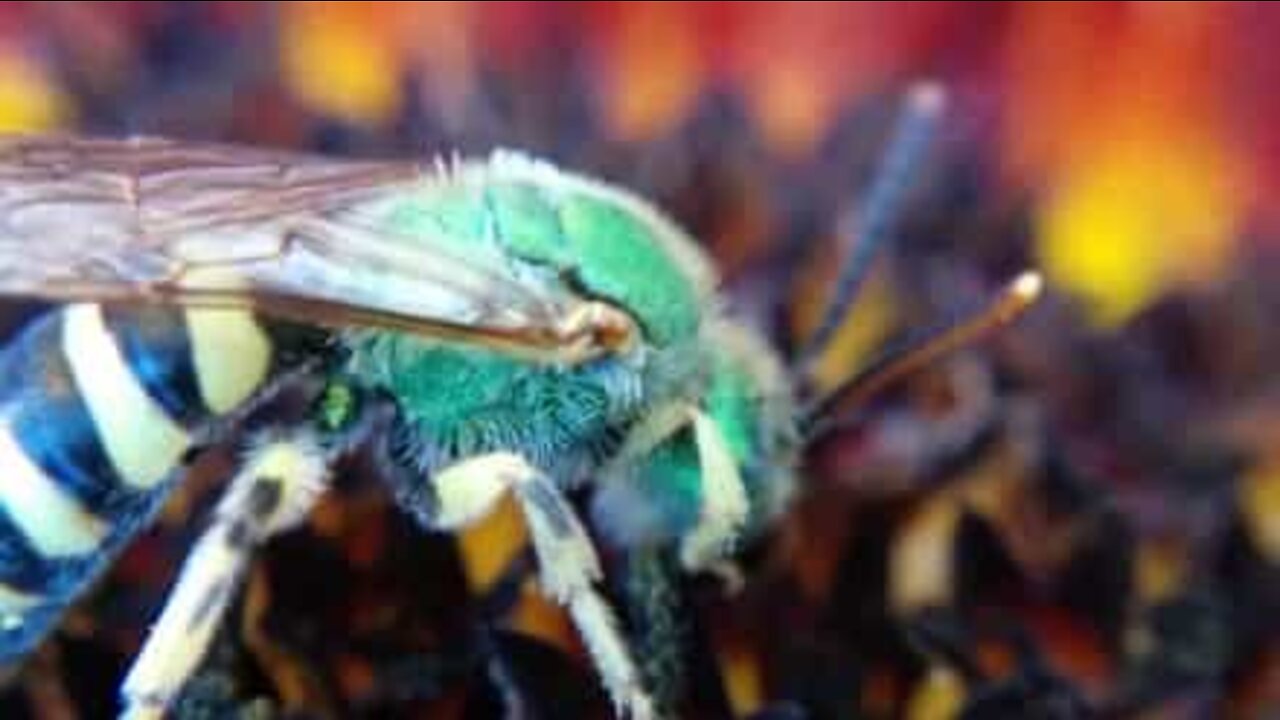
[600,402,750,575]
[425,452,654,720]
[120,432,329,720]
[678,410,750,573]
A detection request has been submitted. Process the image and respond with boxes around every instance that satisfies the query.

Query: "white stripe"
[0,581,39,631]
[62,304,191,489]
[0,422,109,556]
[0,582,38,613]
[185,309,272,415]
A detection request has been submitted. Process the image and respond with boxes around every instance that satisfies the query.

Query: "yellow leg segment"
[429,453,654,720]
[120,433,329,720]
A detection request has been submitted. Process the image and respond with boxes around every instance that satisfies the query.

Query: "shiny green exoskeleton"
[0,139,801,720]
[337,153,799,551]
[0,89,1021,718]
[329,155,803,719]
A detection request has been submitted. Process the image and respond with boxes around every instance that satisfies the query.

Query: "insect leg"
[679,410,749,575]
[599,403,748,577]
[120,431,330,720]
[426,452,655,720]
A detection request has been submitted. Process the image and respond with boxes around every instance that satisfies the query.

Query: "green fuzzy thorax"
[492,181,700,346]
[372,154,712,347]
[341,331,676,469]
[340,153,719,465]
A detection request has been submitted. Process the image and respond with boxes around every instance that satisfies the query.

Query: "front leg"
[603,402,750,574]
[424,453,654,720]
[120,432,329,720]
[679,410,750,574]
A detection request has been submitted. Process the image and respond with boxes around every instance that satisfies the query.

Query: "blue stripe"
[0,307,315,661]
[0,496,156,662]
[103,305,208,426]
[0,505,100,597]
[0,311,145,519]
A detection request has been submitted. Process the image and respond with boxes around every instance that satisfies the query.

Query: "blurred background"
[0,2,1275,719]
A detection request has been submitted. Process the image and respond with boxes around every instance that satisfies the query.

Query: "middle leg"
[423,452,654,720]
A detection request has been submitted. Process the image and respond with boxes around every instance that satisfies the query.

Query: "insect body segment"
[0,120,1043,719]
[387,151,713,348]
[122,430,331,720]
[0,303,281,661]
[0,136,639,368]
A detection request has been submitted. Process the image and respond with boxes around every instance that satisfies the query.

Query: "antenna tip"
[908,81,948,115]
[1010,270,1044,302]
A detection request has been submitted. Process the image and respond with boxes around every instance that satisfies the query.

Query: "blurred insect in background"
[0,84,1040,719]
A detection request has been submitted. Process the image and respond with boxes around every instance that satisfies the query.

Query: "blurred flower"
[280,2,407,126]
[280,2,478,128]
[591,2,706,143]
[1037,132,1242,327]
[0,46,68,131]
[1005,3,1247,326]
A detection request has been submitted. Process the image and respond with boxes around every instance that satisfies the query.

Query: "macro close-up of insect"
[0,85,1044,719]
[0,4,1275,720]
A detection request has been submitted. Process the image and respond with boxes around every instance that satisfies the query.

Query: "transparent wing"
[0,135,606,358]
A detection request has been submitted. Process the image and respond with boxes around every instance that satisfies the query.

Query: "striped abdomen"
[0,303,280,661]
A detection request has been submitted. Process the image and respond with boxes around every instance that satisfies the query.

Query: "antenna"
[803,272,1043,441]
[797,82,947,369]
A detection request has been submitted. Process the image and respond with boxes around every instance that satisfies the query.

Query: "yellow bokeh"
[1242,460,1280,563]
[806,266,896,392]
[0,50,68,132]
[1037,133,1241,327]
[904,666,966,720]
[720,641,765,717]
[280,3,402,126]
[454,495,575,650]
[602,2,704,142]
[455,493,527,593]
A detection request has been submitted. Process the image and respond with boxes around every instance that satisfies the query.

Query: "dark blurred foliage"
[0,3,1273,719]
